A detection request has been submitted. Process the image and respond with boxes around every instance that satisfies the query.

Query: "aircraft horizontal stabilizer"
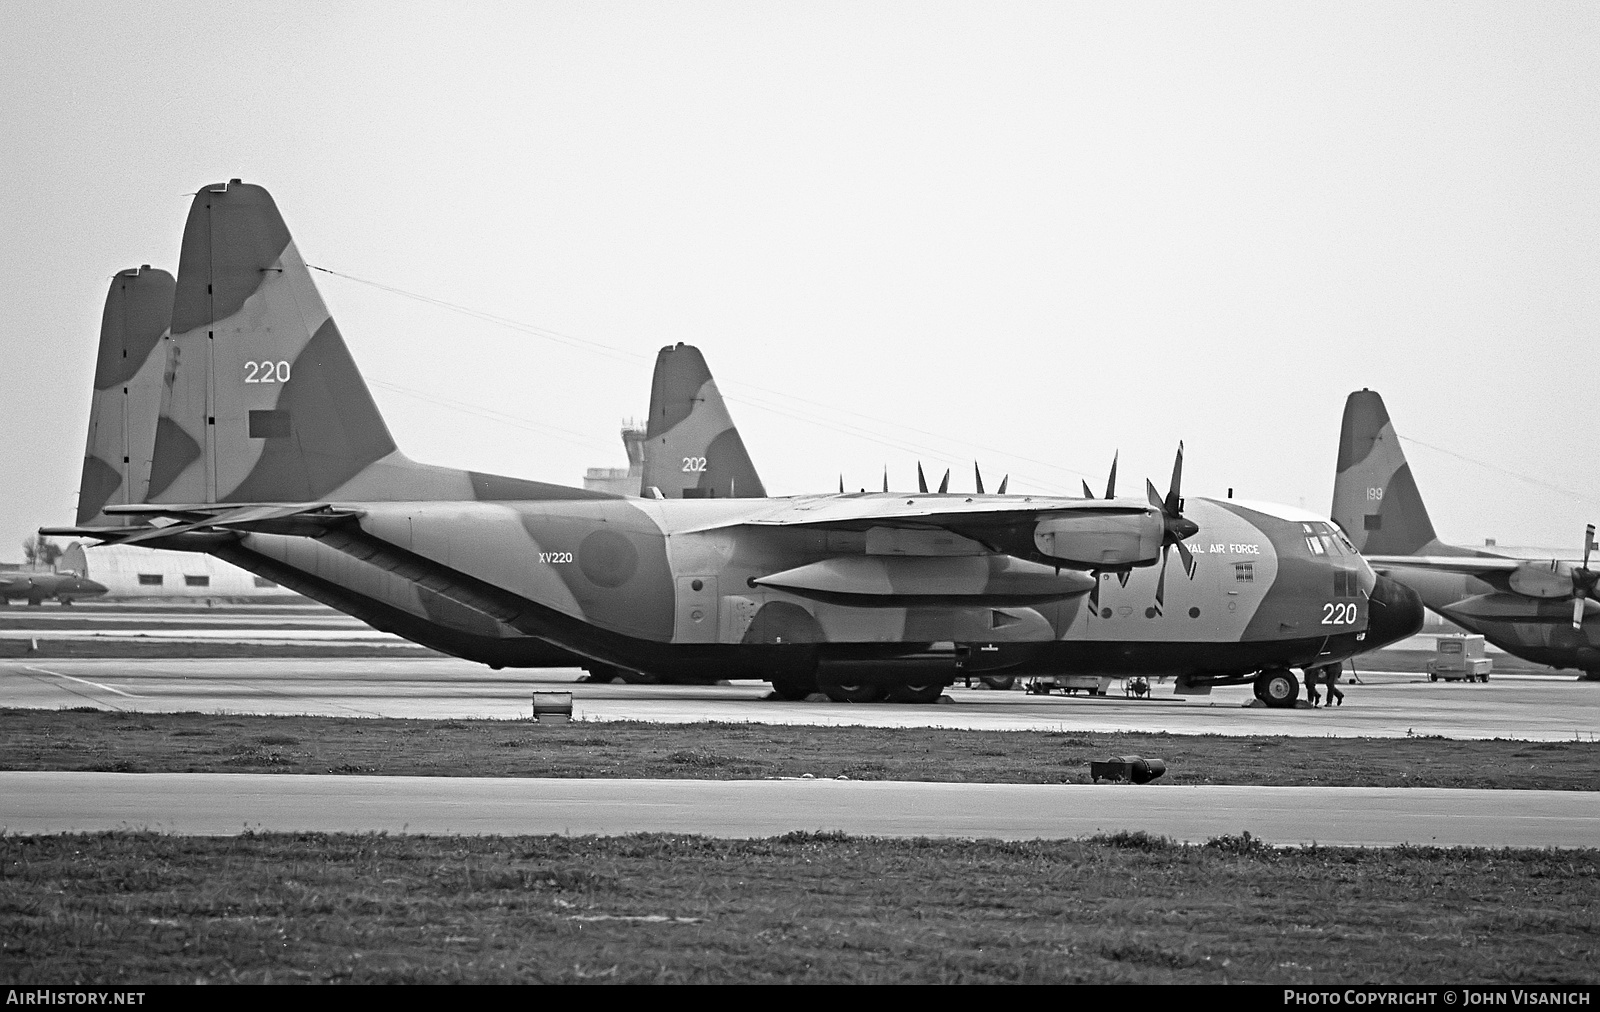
[97,503,365,547]
[39,525,148,540]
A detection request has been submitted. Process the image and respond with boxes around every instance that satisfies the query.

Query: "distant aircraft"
[0,570,107,606]
[56,181,1421,706]
[1331,389,1599,680]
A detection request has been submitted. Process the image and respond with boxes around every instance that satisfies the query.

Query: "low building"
[57,543,302,601]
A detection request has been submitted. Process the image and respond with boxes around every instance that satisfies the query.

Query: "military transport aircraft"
[0,570,107,606]
[53,181,1421,707]
[1332,389,1599,680]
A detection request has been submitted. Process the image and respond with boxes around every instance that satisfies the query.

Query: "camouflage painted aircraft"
[1332,389,1600,680]
[51,246,762,680]
[0,570,107,606]
[55,181,1422,706]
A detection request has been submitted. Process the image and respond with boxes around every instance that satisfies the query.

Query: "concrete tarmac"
[2,656,1596,740]
[2,771,1594,846]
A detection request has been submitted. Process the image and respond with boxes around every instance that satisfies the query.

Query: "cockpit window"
[1302,522,1349,557]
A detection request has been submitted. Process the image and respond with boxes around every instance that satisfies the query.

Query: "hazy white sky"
[2,1,1596,560]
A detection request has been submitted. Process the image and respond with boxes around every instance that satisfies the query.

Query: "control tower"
[583,419,646,497]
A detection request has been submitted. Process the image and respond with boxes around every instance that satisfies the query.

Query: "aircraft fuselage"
[263,490,1417,685]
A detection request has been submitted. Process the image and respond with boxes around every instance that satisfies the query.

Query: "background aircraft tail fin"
[639,343,766,499]
[1332,389,1438,554]
[148,180,397,504]
[77,266,175,524]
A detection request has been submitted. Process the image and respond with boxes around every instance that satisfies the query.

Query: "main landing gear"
[769,675,948,704]
[1253,667,1300,709]
[815,676,883,703]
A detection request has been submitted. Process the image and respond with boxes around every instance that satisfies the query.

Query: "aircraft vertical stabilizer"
[147,180,397,505]
[77,266,175,525]
[639,343,766,499]
[1331,389,1438,555]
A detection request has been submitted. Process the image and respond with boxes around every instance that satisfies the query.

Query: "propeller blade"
[838,475,844,494]
[1154,546,1168,613]
[1575,596,1585,631]
[1573,525,1598,604]
[917,463,928,494]
[997,475,1008,495]
[938,469,950,494]
[1146,479,1164,512]
[1165,441,1185,516]
[1105,452,1118,499]
[882,468,888,494]
[1175,537,1196,577]
[974,463,985,495]
[1082,480,1095,499]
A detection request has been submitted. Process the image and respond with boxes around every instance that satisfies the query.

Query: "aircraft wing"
[681,493,1163,568]
[681,494,1146,532]
[1364,555,1523,576]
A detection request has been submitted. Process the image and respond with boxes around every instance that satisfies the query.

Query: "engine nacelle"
[1032,509,1164,568]
[1508,560,1575,600]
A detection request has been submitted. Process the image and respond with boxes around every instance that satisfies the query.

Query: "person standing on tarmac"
[1323,663,1345,706]
[1307,670,1322,707]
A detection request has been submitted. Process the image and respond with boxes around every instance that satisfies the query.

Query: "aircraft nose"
[82,580,108,595]
[1365,574,1424,649]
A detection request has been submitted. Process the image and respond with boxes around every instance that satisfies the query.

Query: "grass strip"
[3,708,1597,789]
[1,831,1594,984]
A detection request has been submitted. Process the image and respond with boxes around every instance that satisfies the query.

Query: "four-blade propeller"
[1573,524,1598,630]
[1144,443,1200,614]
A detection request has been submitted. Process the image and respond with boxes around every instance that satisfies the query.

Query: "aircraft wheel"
[59,598,74,607]
[616,670,661,685]
[820,681,884,704]
[884,683,944,704]
[27,595,43,607]
[768,678,813,701]
[979,674,1015,690]
[1255,668,1299,709]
